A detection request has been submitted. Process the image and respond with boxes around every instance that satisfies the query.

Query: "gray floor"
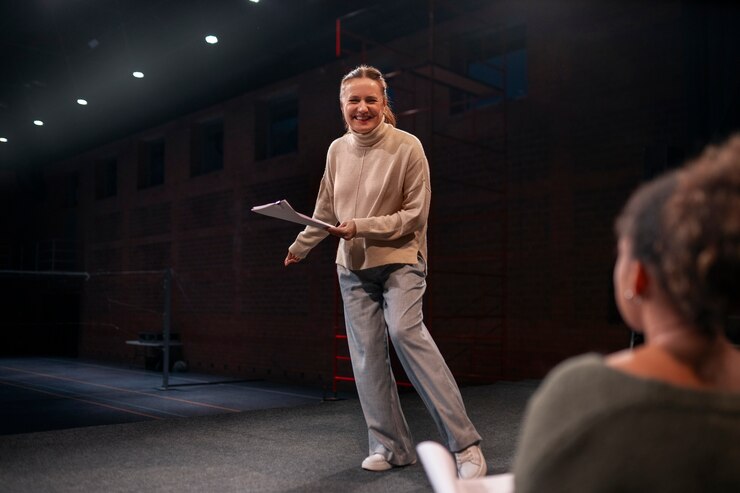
[0,357,331,435]
[0,357,538,492]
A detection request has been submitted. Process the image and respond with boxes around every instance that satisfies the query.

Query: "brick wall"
[29,0,724,383]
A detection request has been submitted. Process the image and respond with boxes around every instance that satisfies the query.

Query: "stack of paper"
[251,200,332,229]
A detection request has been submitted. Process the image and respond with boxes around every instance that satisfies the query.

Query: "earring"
[623,289,635,301]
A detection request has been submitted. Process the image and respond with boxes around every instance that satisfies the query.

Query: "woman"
[285,65,486,479]
[512,135,740,492]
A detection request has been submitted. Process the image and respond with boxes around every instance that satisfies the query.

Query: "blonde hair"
[339,65,397,127]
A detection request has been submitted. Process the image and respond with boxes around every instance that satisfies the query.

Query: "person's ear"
[634,262,649,297]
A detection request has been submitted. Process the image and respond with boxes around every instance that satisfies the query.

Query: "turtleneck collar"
[349,117,390,148]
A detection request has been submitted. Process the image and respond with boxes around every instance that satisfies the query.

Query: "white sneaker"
[455,444,487,479]
[361,453,393,472]
[361,453,416,472]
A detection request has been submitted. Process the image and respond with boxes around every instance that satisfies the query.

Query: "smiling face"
[340,77,386,134]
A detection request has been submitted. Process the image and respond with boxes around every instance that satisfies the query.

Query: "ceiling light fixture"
[34,120,44,126]
[77,99,88,105]
[205,35,218,44]
[133,71,144,78]
[0,137,8,143]
[249,0,259,3]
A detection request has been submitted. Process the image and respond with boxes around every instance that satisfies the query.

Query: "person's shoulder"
[385,126,426,162]
[326,134,353,158]
[387,125,423,146]
[526,353,618,416]
[329,133,350,149]
[513,353,618,490]
[540,353,609,388]
[516,354,626,465]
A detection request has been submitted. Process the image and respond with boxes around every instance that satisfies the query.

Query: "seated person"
[512,135,740,493]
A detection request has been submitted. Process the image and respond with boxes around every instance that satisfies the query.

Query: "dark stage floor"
[0,357,331,436]
[0,357,538,492]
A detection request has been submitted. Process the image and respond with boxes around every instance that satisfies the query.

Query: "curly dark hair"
[616,134,740,337]
[662,135,740,336]
[615,170,679,273]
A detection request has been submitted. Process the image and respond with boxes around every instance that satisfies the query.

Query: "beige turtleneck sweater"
[289,121,431,270]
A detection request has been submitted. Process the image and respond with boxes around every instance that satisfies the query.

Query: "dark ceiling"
[0,0,474,173]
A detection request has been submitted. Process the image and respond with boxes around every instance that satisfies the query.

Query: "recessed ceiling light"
[205,35,218,44]
[77,99,88,105]
[34,120,44,126]
[0,137,7,143]
[250,0,259,3]
[133,71,144,78]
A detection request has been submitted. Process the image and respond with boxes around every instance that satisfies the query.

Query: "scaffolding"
[0,239,78,272]
[330,0,511,393]
[0,259,180,390]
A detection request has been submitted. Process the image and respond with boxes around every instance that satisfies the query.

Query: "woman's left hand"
[327,220,357,240]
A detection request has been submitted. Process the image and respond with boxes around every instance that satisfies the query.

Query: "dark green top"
[513,353,740,493]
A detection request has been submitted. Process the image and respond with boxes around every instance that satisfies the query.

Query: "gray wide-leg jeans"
[337,257,482,465]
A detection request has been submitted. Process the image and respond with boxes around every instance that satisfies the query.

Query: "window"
[256,94,298,160]
[191,119,224,176]
[94,158,117,199]
[138,138,165,189]
[451,25,528,114]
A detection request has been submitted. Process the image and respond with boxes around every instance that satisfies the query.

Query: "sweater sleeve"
[353,154,431,240]
[288,162,337,259]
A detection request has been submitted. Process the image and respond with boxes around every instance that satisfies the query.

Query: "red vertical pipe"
[333,277,340,394]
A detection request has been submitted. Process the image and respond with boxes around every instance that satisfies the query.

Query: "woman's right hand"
[284,251,302,266]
